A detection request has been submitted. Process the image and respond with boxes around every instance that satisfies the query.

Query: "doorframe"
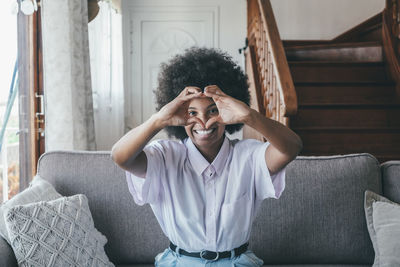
[122,0,247,134]
[17,6,45,190]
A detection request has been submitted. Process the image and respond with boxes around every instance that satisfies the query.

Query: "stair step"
[285,41,381,50]
[292,127,400,132]
[333,13,382,43]
[296,84,398,105]
[283,40,333,48]
[290,107,400,128]
[285,41,382,62]
[289,62,390,83]
[295,81,396,86]
[294,129,400,155]
[299,103,400,108]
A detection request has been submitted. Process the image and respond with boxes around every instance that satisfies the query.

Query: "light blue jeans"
[155,247,264,267]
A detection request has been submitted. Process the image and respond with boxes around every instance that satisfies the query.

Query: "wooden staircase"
[283,16,400,163]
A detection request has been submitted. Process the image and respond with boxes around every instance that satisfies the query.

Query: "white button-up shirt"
[126,136,286,252]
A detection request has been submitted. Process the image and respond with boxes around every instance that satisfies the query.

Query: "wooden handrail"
[382,0,400,96]
[245,0,297,126]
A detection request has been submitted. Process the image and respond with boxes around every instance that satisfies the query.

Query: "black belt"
[169,242,248,261]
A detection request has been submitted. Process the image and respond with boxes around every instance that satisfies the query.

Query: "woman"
[112,47,302,266]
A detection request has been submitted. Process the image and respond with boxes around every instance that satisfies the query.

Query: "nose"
[197,113,210,126]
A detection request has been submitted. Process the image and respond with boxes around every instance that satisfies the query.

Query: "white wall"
[270,0,385,40]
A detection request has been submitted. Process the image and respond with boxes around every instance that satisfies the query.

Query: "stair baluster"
[245,0,297,128]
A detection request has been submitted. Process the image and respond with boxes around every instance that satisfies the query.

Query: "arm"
[244,110,303,175]
[111,115,163,177]
[111,87,204,178]
[204,85,302,176]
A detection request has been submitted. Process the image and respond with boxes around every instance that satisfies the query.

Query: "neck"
[196,136,225,163]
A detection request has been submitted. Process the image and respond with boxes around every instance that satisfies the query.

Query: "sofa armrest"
[0,236,17,267]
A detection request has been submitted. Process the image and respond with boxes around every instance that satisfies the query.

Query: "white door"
[122,0,246,140]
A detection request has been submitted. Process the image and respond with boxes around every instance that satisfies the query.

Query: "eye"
[188,111,197,116]
[209,108,219,115]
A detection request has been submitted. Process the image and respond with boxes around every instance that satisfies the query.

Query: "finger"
[183,86,202,96]
[180,92,206,102]
[205,116,222,129]
[175,91,202,104]
[204,85,226,96]
[203,90,222,102]
[187,87,202,95]
[178,87,193,97]
[186,117,205,128]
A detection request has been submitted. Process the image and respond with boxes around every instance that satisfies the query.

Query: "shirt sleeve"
[252,141,286,200]
[125,140,165,206]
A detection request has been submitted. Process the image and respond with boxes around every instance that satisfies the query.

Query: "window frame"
[17,4,44,190]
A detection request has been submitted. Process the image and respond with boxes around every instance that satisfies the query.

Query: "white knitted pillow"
[4,194,114,266]
[0,175,62,244]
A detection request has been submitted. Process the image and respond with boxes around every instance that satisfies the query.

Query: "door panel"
[123,0,246,140]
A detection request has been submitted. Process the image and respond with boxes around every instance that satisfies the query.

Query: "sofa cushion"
[259,266,371,267]
[4,194,114,266]
[37,151,381,264]
[0,236,17,267]
[250,153,379,264]
[0,175,62,244]
[115,264,371,267]
[364,190,400,267]
[37,151,169,264]
[381,161,400,204]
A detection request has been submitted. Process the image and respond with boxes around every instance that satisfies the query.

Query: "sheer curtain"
[41,0,96,151]
[88,1,124,150]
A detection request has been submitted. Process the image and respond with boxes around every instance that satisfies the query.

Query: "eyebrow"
[188,103,217,110]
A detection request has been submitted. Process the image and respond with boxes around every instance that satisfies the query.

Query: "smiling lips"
[194,128,216,137]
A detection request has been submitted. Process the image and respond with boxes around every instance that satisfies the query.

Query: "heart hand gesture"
[203,85,251,128]
[156,86,206,128]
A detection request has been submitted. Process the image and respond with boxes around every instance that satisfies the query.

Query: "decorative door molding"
[122,0,246,139]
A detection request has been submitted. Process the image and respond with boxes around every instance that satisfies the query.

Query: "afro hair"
[155,46,250,140]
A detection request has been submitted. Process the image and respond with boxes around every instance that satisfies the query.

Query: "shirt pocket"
[220,193,252,234]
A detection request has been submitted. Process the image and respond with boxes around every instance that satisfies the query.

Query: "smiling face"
[184,97,225,155]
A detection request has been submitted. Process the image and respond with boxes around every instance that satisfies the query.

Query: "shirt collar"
[185,135,230,177]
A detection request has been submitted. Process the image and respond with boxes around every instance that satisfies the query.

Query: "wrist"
[243,108,259,126]
[149,113,167,130]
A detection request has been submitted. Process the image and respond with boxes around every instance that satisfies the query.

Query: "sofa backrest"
[37,151,167,264]
[381,161,400,204]
[250,154,381,264]
[37,151,385,264]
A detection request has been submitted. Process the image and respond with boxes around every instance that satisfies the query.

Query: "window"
[0,0,43,203]
[0,1,19,202]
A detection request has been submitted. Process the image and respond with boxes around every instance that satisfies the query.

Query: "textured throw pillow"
[4,194,114,267]
[0,175,62,244]
[364,190,400,267]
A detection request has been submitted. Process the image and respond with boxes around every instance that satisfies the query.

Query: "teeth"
[195,129,214,135]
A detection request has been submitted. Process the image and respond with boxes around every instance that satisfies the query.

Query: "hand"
[156,87,206,128]
[203,85,251,128]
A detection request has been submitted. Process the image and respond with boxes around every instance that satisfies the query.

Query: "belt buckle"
[200,250,219,261]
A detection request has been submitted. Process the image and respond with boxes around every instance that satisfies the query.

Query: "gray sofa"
[1,151,399,266]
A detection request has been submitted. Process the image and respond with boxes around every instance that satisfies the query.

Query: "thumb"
[187,117,205,128]
[205,116,221,129]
